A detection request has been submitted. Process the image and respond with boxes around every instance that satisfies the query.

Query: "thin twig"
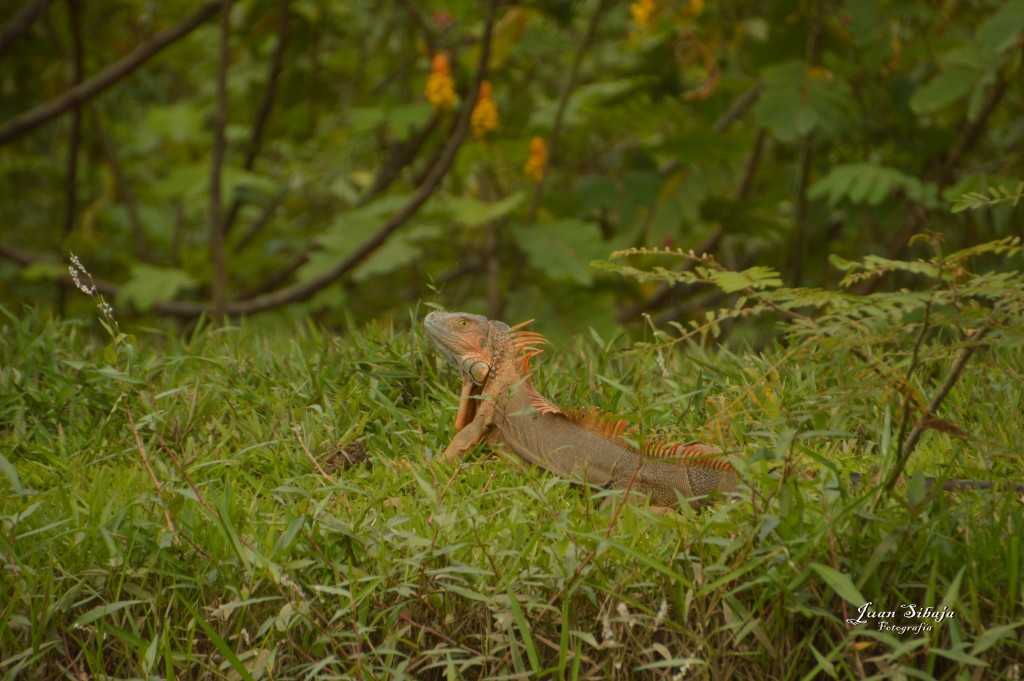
[526,0,609,224]
[895,299,932,461]
[787,131,815,285]
[0,0,222,146]
[882,326,992,494]
[884,70,1010,258]
[712,83,764,134]
[223,0,291,236]
[396,0,436,60]
[786,0,823,286]
[209,0,232,322]
[126,406,176,534]
[232,191,284,255]
[60,630,87,681]
[59,0,84,314]
[358,112,441,207]
[293,425,336,485]
[0,0,52,58]
[736,127,765,199]
[93,111,147,257]
[293,426,353,514]
[157,437,220,519]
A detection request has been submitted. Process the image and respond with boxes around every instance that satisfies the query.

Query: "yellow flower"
[425,54,456,111]
[630,0,656,30]
[523,136,547,181]
[470,80,499,139]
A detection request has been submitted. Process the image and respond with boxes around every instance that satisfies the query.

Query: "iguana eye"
[457,319,469,327]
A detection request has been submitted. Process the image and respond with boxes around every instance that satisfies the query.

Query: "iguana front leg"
[454,378,476,431]
[441,399,496,463]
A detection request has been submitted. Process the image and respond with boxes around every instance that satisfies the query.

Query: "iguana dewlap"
[423,310,737,508]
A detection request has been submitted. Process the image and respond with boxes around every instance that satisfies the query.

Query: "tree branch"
[92,110,147,257]
[786,0,823,287]
[884,71,1010,257]
[209,0,232,322]
[358,112,441,208]
[882,326,992,494]
[232,191,284,256]
[58,0,84,313]
[223,0,290,237]
[197,0,497,316]
[0,0,52,59]
[0,0,221,146]
[396,0,436,59]
[713,83,763,134]
[526,0,608,224]
[616,129,765,324]
[0,0,501,320]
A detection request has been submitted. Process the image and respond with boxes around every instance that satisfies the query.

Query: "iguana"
[424,310,1024,505]
[423,310,738,509]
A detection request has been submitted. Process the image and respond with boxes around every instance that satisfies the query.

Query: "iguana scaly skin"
[424,310,738,508]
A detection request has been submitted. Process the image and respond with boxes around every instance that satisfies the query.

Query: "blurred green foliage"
[0,0,1022,337]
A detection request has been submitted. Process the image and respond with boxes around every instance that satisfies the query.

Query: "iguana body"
[424,310,737,508]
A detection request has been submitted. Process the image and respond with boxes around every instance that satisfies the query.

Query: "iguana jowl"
[424,310,738,508]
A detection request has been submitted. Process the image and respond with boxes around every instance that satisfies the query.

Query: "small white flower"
[653,598,669,628]
[616,601,635,629]
[68,253,96,295]
[601,612,614,644]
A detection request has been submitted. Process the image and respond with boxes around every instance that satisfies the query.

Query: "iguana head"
[424,310,548,387]
[423,310,510,386]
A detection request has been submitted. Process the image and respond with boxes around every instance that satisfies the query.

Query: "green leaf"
[300,195,409,281]
[347,106,388,135]
[353,223,443,282]
[828,254,857,272]
[150,162,207,201]
[303,195,444,284]
[0,455,24,495]
[709,266,782,293]
[512,219,607,286]
[932,646,988,667]
[151,163,275,205]
[387,102,433,138]
[971,621,1024,656]
[505,585,541,673]
[754,61,854,143]
[808,563,865,606]
[909,66,978,115]
[117,264,197,312]
[176,594,253,681]
[73,600,145,628]
[19,262,67,283]
[143,102,204,146]
[448,192,525,228]
[95,366,146,384]
[976,0,1024,51]
[809,163,934,208]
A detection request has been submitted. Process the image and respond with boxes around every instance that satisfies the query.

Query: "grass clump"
[2,241,1024,680]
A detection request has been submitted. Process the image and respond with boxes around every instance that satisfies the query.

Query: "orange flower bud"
[630,0,656,30]
[470,80,499,139]
[523,136,548,181]
[425,54,456,110]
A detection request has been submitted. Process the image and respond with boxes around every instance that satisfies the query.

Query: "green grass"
[1,304,1023,680]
